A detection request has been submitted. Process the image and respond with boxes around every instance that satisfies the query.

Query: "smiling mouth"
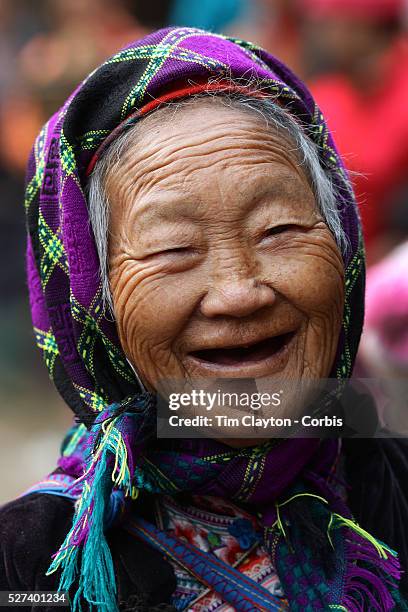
[189,332,295,366]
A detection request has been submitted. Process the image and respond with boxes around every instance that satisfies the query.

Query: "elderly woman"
[1,27,407,612]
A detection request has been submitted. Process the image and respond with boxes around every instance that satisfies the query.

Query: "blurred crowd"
[0,0,407,498]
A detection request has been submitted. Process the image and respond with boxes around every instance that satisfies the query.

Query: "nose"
[200,277,276,318]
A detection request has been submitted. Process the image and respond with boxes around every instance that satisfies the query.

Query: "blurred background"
[1,0,408,502]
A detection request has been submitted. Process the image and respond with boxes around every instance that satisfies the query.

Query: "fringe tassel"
[273,492,404,611]
[46,395,154,611]
[328,513,402,612]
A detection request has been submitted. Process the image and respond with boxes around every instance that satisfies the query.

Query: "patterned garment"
[22,25,406,612]
[155,495,286,611]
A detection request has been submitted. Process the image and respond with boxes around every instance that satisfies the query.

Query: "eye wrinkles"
[123,175,314,227]
[120,226,324,280]
[117,188,318,264]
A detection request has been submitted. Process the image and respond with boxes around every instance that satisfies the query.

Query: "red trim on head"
[85,81,267,176]
[138,81,268,115]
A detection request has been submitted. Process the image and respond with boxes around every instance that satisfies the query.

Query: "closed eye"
[160,246,194,255]
[263,224,299,238]
[135,245,197,261]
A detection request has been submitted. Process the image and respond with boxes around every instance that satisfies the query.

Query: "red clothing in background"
[310,39,408,249]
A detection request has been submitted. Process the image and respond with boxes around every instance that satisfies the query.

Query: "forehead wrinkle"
[119,102,304,178]
[131,127,302,170]
[124,194,199,228]
[110,153,314,230]
[116,138,308,205]
[107,104,315,230]
[120,166,315,234]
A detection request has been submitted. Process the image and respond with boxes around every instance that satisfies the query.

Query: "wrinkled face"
[107,100,344,394]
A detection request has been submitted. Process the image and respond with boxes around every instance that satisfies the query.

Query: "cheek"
[260,242,344,321]
[260,242,344,378]
[287,257,343,319]
[109,259,201,370]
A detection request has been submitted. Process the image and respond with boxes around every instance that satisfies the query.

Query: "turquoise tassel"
[46,406,139,611]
